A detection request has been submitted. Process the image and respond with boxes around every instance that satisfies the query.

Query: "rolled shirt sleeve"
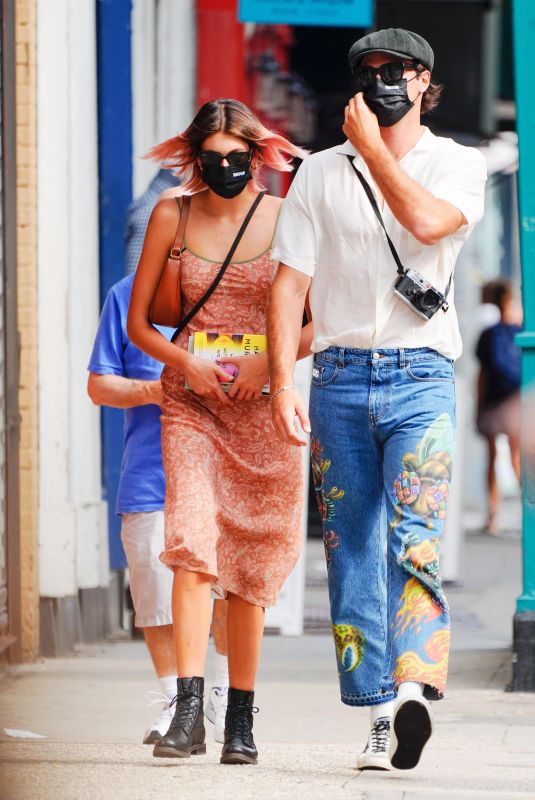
[432,146,487,229]
[271,158,317,277]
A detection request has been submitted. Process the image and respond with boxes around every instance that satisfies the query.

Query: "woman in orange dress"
[128,99,311,766]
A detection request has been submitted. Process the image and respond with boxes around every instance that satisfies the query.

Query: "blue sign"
[239,0,373,28]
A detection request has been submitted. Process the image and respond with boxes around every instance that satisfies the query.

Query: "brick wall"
[15,0,39,662]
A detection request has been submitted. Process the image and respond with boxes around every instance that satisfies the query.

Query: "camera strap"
[345,155,453,297]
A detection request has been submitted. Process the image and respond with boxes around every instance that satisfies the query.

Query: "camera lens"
[420,289,440,311]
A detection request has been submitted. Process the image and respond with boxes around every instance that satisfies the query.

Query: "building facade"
[3,0,525,663]
[2,0,198,663]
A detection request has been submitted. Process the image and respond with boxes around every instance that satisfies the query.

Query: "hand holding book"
[218,352,269,401]
[186,332,270,401]
[182,354,233,404]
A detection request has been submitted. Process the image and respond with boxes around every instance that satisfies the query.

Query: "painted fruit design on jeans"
[392,413,454,531]
[332,623,365,672]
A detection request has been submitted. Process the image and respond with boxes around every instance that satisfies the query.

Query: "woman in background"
[476,279,522,533]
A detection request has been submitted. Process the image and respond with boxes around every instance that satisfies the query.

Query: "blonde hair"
[147,98,308,194]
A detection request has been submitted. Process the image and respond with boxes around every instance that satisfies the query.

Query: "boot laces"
[227,703,259,743]
[168,689,202,734]
[368,717,390,753]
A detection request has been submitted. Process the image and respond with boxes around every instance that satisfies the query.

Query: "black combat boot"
[220,687,258,765]
[153,677,206,758]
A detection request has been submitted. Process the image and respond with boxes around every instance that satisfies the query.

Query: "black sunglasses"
[199,149,252,167]
[353,61,421,91]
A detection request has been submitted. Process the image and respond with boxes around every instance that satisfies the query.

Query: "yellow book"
[187,332,270,394]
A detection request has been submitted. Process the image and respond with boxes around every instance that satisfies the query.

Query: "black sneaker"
[389,695,433,770]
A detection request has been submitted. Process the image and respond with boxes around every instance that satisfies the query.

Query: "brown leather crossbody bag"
[149,196,191,329]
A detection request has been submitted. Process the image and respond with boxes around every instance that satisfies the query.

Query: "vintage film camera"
[393,269,449,321]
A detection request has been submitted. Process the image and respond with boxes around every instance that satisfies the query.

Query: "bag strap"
[345,154,453,299]
[171,191,266,342]
[170,195,191,259]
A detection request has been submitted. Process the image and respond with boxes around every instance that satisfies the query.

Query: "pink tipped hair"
[145,98,308,194]
[146,133,201,193]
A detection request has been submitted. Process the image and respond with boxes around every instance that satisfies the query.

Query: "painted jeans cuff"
[423,683,445,701]
[340,688,397,707]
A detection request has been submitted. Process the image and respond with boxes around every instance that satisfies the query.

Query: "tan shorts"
[121,511,173,628]
[121,510,225,627]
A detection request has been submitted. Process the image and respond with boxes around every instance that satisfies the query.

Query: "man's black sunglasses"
[199,149,252,167]
[353,61,421,91]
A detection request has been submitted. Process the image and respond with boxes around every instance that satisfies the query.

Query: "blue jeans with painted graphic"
[309,347,455,707]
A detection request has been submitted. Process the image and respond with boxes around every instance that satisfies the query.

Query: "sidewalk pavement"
[2,504,534,800]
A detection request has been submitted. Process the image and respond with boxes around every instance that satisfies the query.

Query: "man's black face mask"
[362,77,416,128]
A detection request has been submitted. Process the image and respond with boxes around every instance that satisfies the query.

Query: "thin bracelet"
[270,385,294,400]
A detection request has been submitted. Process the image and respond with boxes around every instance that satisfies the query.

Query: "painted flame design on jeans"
[404,537,439,570]
[395,628,450,697]
[393,576,442,638]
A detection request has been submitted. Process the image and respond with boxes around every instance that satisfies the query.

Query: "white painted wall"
[38,0,107,598]
[132,0,196,197]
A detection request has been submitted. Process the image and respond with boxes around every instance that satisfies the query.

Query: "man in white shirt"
[268,28,486,772]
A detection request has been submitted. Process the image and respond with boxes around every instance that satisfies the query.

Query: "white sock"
[214,651,229,689]
[370,701,395,724]
[397,681,424,700]
[158,674,178,702]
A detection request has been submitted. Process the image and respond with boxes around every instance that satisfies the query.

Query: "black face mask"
[363,78,416,127]
[201,162,252,199]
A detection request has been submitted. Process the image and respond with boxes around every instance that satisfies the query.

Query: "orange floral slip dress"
[159,244,303,608]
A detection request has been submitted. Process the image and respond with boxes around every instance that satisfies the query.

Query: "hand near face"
[342,93,382,153]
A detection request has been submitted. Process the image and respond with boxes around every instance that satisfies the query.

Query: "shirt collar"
[337,126,437,166]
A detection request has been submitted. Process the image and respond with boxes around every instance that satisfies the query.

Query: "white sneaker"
[357,716,393,771]
[143,691,175,745]
[205,686,228,744]
[389,695,433,770]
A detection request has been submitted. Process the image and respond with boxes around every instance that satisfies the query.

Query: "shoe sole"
[220,752,258,765]
[356,755,392,771]
[143,730,162,745]
[153,743,206,759]
[391,699,432,770]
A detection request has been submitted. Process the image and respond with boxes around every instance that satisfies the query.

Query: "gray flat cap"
[348,28,434,72]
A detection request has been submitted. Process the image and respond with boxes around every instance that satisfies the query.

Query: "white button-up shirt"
[271,127,487,360]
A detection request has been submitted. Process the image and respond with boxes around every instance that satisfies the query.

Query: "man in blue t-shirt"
[87,274,229,745]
